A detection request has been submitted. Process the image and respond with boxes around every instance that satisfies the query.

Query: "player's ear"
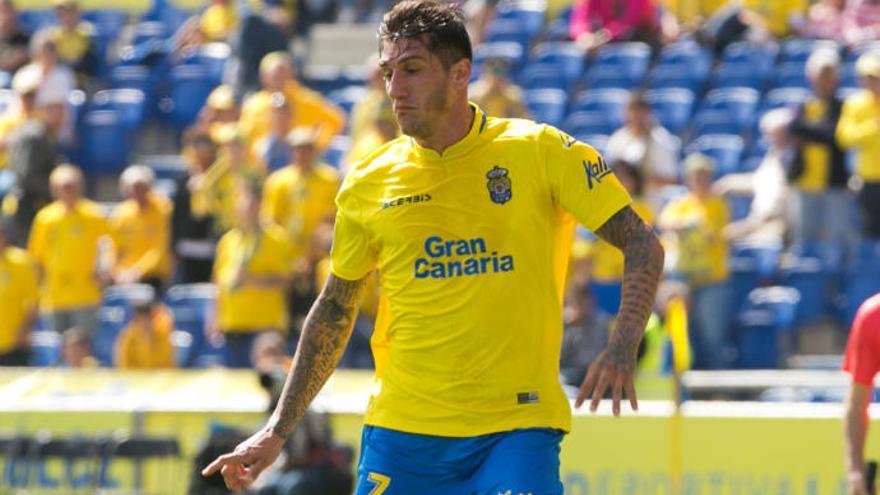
[449,58,471,90]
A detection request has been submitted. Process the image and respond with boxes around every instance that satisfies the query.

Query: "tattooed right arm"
[268,273,367,438]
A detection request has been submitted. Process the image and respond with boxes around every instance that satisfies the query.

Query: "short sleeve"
[330,209,377,281]
[843,299,880,386]
[543,127,632,232]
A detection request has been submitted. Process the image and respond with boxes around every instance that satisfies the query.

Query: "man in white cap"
[837,52,880,240]
[787,47,851,247]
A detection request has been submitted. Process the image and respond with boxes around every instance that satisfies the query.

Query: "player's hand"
[848,471,870,495]
[201,426,285,492]
[575,340,638,416]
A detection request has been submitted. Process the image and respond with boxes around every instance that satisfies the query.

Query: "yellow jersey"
[239,81,345,152]
[0,108,28,170]
[659,193,730,286]
[743,0,806,37]
[214,224,292,332]
[797,99,831,191]
[199,3,237,41]
[115,305,176,368]
[0,247,38,354]
[331,105,632,437]
[45,23,94,67]
[587,198,655,282]
[261,163,339,256]
[28,200,109,311]
[837,90,880,182]
[109,192,173,281]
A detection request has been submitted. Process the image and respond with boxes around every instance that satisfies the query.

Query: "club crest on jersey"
[486,166,512,205]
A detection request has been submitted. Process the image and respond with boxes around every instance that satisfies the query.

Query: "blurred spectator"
[786,49,852,247]
[606,91,679,206]
[189,85,241,145]
[560,285,612,386]
[109,165,173,292]
[16,33,75,145]
[469,58,528,119]
[842,0,880,47]
[199,0,239,43]
[0,0,30,74]
[0,68,41,170]
[253,92,294,172]
[0,218,38,366]
[60,326,98,367]
[4,90,66,247]
[714,108,791,245]
[172,133,219,284]
[262,126,339,260]
[344,98,398,172]
[212,181,292,368]
[569,0,660,53]
[28,165,109,336]
[349,54,386,144]
[40,0,97,81]
[699,2,774,54]
[230,12,289,95]
[114,298,176,369]
[658,154,731,370]
[662,0,724,34]
[741,0,807,39]
[239,52,345,153]
[797,0,846,41]
[837,53,880,240]
[252,330,291,376]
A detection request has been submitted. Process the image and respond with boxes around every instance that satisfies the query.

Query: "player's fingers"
[611,373,624,417]
[202,452,246,476]
[625,377,639,412]
[575,364,599,408]
[590,369,611,412]
[221,463,245,491]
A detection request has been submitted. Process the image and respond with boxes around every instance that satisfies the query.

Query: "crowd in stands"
[0,0,878,380]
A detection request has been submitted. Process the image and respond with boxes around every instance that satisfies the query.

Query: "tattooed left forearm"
[595,207,665,366]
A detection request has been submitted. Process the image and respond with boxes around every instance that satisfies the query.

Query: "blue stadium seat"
[524,88,567,126]
[692,109,740,136]
[164,64,219,130]
[181,42,231,84]
[164,284,221,368]
[531,42,585,85]
[590,42,651,88]
[644,88,695,134]
[780,39,840,65]
[570,88,630,130]
[303,65,348,94]
[519,62,568,90]
[18,10,56,33]
[761,87,811,112]
[647,64,704,92]
[698,88,760,132]
[83,9,129,42]
[771,62,810,90]
[328,85,369,117]
[94,284,156,366]
[711,62,766,90]
[686,133,745,178]
[484,18,531,51]
[735,286,800,369]
[720,41,777,78]
[80,109,132,174]
[657,40,712,84]
[580,134,609,156]
[544,6,573,41]
[781,256,830,327]
[91,88,147,130]
[561,110,616,138]
[322,135,352,169]
[495,2,546,39]
[30,331,61,366]
[473,42,526,73]
[583,65,636,89]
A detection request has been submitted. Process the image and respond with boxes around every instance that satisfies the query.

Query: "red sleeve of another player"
[843,299,880,386]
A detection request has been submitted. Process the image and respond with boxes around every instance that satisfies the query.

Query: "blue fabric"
[222,333,260,368]
[354,426,564,495]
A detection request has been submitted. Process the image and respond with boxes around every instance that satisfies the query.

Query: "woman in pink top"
[569,0,660,52]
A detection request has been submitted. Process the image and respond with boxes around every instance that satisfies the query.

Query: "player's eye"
[381,70,392,81]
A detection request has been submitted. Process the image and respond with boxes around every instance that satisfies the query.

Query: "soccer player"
[843,293,880,495]
[203,2,664,493]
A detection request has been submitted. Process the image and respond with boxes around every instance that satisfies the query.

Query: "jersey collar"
[408,103,487,162]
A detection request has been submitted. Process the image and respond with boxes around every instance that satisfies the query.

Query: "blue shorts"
[354,426,564,495]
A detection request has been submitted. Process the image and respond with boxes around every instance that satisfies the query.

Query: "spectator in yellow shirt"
[110,165,173,292]
[468,58,529,120]
[115,298,176,369]
[189,84,240,146]
[60,326,98,367]
[0,218,38,366]
[239,52,345,153]
[658,154,732,369]
[213,181,293,368]
[41,0,97,80]
[344,98,399,174]
[0,68,40,170]
[837,52,880,240]
[28,164,109,336]
[261,126,340,260]
[253,92,294,172]
[349,54,386,145]
[199,0,238,42]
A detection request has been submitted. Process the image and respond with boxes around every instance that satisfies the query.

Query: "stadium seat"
[735,286,800,369]
[484,18,531,52]
[570,88,630,130]
[711,62,765,90]
[544,6,573,41]
[30,331,61,366]
[531,42,585,85]
[303,65,349,94]
[780,256,829,327]
[580,134,609,156]
[322,135,352,169]
[163,284,220,367]
[644,88,696,134]
[686,133,745,178]
[771,62,810,90]
[524,88,567,127]
[164,64,219,130]
[495,1,546,38]
[761,87,811,112]
[698,88,760,133]
[657,40,712,84]
[93,284,156,366]
[83,9,129,43]
[561,110,616,138]
[590,42,651,89]
[519,62,568,90]
[91,88,147,130]
[80,109,133,174]
[647,64,705,92]
[181,42,231,84]
[328,85,369,117]
[780,39,840,65]
[17,10,55,33]
[473,42,526,73]
[720,41,777,79]
[583,65,637,89]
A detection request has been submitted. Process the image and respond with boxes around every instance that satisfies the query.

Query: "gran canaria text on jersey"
[413,236,515,279]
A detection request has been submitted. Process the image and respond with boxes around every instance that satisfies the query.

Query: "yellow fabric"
[28,200,109,311]
[662,0,725,24]
[191,157,265,233]
[469,80,528,119]
[837,90,880,182]
[743,0,806,37]
[0,109,28,170]
[0,247,38,354]
[261,163,339,255]
[109,192,173,281]
[214,224,292,331]
[239,81,345,152]
[587,198,654,282]
[46,23,93,66]
[666,296,691,373]
[115,306,176,368]
[349,89,386,144]
[330,105,632,436]
[347,130,393,169]
[659,193,730,286]
[199,3,237,41]
[797,99,831,191]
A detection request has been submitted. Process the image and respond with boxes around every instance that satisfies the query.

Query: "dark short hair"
[378,0,472,69]
[627,90,651,111]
